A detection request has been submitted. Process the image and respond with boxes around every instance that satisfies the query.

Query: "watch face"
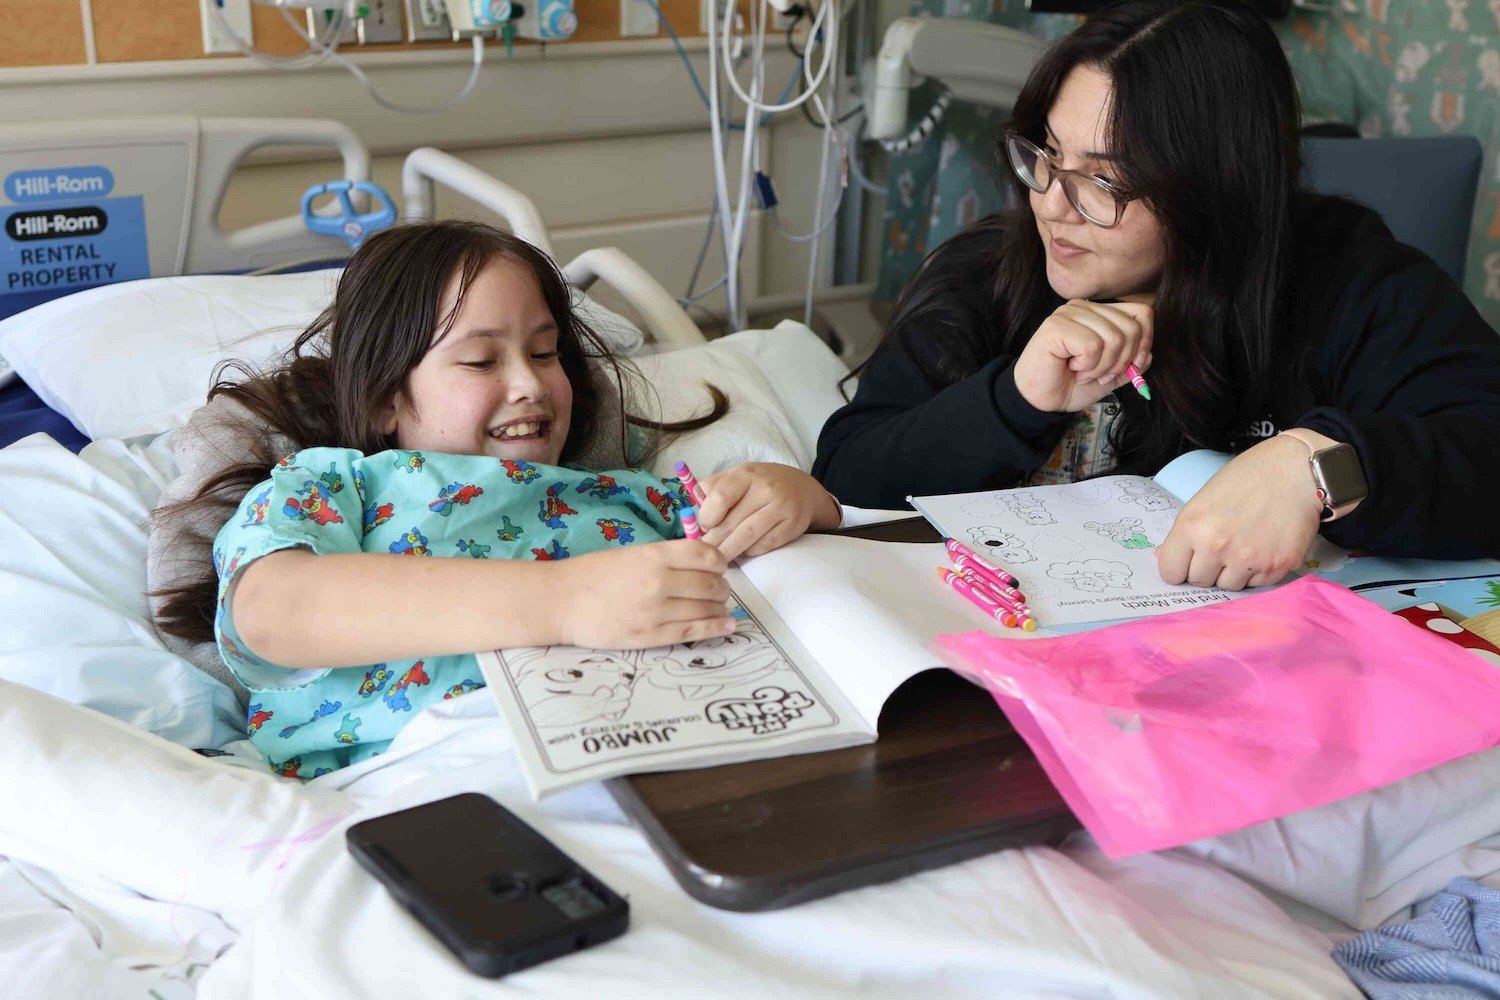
[1314,444,1368,506]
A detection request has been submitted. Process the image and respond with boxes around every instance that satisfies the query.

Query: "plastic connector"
[753,171,778,211]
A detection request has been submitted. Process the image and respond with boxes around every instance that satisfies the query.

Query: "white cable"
[79,0,98,65]
[705,0,739,329]
[285,8,487,114]
[725,0,768,331]
[210,0,345,69]
[803,29,838,327]
[722,0,836,114]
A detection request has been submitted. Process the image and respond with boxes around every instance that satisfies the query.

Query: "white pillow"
[0,270,647,443]
[631,332,812,476]
[0,433,243,749]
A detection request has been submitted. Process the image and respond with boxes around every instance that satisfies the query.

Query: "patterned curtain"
[873,0,1500,333]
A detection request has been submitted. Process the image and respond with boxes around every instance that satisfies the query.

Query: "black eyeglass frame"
[1004,131,1136,229]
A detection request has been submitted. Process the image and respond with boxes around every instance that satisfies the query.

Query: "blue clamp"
[300,180,398,249]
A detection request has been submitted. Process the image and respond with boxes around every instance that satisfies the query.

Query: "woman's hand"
[695,462,842,561]
[1156,437,1323,591]
[1012,298,1154,413]
[553,540,735,649]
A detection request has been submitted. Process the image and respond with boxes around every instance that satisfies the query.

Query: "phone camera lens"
[486,872,530,902]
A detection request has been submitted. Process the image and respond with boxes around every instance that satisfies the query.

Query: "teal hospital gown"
[213,446,688,778]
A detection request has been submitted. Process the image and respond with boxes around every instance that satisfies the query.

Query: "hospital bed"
[1,116,1497,1000]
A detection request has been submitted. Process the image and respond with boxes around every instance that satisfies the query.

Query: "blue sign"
[0,193,149,320]
[4,166,115,203]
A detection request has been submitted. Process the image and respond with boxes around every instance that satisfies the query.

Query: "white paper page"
[910,476,1245,627]
[737,534,1050,727]
[478,566,870,798]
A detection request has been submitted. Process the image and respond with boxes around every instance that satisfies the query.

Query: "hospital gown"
[213,446,688,777]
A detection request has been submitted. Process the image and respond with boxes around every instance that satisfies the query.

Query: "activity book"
[910,451,1500,629]
[477,533,1047,798]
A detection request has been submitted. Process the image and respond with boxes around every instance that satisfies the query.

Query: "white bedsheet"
[6,324,1500,997]
[1,677,1358,1000]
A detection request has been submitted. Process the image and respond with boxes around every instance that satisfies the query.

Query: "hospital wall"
[0,0,886,327]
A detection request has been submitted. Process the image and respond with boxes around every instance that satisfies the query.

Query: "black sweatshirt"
[814,195,1500,559]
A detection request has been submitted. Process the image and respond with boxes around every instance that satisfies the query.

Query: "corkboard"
[91,0,340,62]
[0,0,86,67]
[2,0,733,68]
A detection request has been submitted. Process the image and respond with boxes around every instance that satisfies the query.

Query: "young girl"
[155,221,840,776]
[815,0,1500,590]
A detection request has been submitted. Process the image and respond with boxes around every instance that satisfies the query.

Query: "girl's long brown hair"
[153,220,725,644]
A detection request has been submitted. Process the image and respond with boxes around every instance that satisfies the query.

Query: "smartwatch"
[1279,430,1368,521]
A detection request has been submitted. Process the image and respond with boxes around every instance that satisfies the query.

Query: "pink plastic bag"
[937,575,1500,858]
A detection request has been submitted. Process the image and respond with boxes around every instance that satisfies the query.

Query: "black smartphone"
[346,792,629,978]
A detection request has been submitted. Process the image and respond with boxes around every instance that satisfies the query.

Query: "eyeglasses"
[1004,132,1134,229]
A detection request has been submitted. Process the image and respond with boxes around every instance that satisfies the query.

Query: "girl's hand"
[1012,299,1154,413]
[1156,437,1323,591]
[696,462,842,561]
[553,540,735,649]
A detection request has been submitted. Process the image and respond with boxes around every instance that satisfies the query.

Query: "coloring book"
[478,533,1047,798]
[910,451,1500,629]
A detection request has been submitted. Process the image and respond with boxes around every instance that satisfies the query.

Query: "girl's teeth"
[497,422,539,438]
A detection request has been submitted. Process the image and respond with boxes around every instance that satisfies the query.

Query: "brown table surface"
[606,517,1079,912]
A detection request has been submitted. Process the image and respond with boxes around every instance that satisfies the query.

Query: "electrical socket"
[358,0,406,42]
[306,6,358,44]
[201,0,254,54]
[620,0,657,36]
[405,0,453,40]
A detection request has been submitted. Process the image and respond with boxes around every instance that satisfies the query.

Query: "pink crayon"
[956,567,1026,615]
[957,569,1038,631]
[681,505,703,541]
[674,460,707,504]
[944,538,1020,589]
[951,553,1027,606]
[937,567,1018,628]
[1124,364,1151,401]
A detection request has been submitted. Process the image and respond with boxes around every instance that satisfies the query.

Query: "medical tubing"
[877,87,952,155]
[727,1,769,331]
[642,0,797,131]
[804,68,835,326]
[706,0,739,329]
[722,0,837,114]
[685,192,719,301]
[285,9,486,114]
[209,0,346,69]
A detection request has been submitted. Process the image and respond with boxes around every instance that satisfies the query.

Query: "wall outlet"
[306,6,358,44]
[357,0,406,42]
[201,0,254,54]
[405,0,453,40]
[620,0,657,36]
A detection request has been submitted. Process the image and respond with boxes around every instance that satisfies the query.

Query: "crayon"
[944,538,1020,588]
[937,567,1018,628]
[682,505,702,541]
[674,460,707,504]
[1124,364,1151,401]
[951,553,1028,606]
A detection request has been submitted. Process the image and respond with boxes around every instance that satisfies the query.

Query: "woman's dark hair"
[872,0,1303,474]
[153,220,725,643]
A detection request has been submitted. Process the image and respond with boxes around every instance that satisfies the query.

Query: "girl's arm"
[695,463,842,560]
[232,541,734,669]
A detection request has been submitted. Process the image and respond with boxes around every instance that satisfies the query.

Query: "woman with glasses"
[813,0,1500,589]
